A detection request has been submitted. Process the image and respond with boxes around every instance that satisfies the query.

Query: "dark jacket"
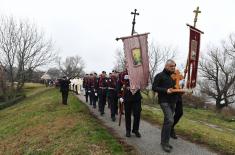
[118,72,142,102]
[152,69,177,103]
[60,79,70,93]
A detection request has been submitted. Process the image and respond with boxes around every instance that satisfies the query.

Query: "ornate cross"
[131,9,139,35]
[193,6,201,27]
[171,70,184,89]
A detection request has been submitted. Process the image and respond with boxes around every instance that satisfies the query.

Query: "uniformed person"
[98,71,108,115]
[107,73,112,109]
[88,73,95,106]
[108,70,119,121]
[119,70,142,138]
[83,74,89,102]
[93,72,99,108]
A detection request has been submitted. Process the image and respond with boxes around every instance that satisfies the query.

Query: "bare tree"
[113,48,125,72]
[0,16,18,88]
[0,16,57,91]
[47,67,62,79]
[148,42,176,84]
[16,20,56,90]
[58,55,85,78]
[199,40,235,110]
[142,41,176,103]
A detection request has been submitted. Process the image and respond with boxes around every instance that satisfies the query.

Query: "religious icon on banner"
[191,40,197,60]
[132,48,142,66]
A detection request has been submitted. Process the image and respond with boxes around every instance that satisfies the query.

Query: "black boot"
[170,128,178,139]
[161,143,172,153]
[132,131,141,138]
[126,131,131,137]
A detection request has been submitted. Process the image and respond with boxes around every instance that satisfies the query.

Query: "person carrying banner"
[152,59,178,153]
[119,70,142,138]
[98,71,108,116]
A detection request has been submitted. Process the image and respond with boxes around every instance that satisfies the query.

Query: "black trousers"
[62,91,69,104]
[85,88,89,102]
[109,90,118,118]
[172,96,183,129]
[98,89,106,114]
[124,99,141,133]
[89,89,94,105]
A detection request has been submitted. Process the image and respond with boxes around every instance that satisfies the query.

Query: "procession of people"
[59,59,186,153]
[57,6,203,153]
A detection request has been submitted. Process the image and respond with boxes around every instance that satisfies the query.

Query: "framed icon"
[132,48,142,66]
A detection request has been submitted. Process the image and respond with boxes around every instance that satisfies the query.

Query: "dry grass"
[0,89,129,155]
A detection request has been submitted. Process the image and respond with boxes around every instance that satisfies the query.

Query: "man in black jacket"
[60,76,71,105]
[152,59,177,153]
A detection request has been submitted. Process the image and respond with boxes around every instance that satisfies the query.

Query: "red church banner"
[186,25,203,88]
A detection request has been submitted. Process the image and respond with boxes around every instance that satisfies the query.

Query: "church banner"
[186,25,203,88]
[119,33,150,94]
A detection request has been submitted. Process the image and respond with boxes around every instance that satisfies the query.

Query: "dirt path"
[76,94,217,155]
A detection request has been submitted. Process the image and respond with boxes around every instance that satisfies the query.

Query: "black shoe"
[126,132,131,137]
[171,129,178,139]
[100,112,104,116]
[166,143,173,149]
[161,143,172,153]
[111,117,116,122]
[132,131,141,138]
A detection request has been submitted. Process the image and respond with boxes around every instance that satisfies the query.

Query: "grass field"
[0,88,129,155]
[141,101,235,155]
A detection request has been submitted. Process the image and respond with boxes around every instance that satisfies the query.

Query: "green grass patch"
[0,89,127,155]
[141,104,235,155]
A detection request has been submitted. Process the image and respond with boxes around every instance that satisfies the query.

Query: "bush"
[182,94,206,108]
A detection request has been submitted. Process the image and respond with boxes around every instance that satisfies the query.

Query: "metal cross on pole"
[193,6,201,28]
[131,9,139,35]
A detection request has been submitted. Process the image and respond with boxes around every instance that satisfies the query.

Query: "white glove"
[119,98,124,103]
[88,90,91,93]
[95,93,97,96]
[124,75,129,80]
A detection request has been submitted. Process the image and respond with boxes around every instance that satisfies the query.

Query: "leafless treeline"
[0,16,56,91]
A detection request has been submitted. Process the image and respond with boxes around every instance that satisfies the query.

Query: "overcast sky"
[1,0,235,73]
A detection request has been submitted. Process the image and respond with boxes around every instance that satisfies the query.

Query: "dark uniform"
[98,71,108,115]
[119,71,142,137]
[60,77,71,105]
[88,74,98,108]
[107,72,118,121]
[83,74,89,102]
[93,73,99,108]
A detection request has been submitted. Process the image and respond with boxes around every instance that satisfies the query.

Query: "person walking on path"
[152,59,178,153]
[119,70,142,138]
